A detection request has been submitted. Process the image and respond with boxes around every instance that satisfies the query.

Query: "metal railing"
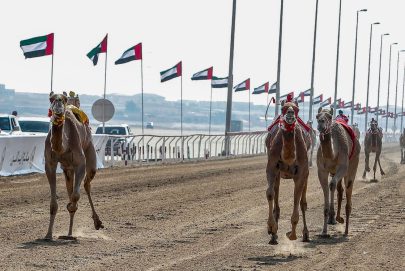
[102,131,268,166]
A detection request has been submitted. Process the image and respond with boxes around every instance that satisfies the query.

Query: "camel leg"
[273,176,280,223]
[363,151,370,179]
[66,163,86,237]
[287,177,304,241]
[377,152,385,176]
[336,179,344,224]
[266,167,279,245]
[309,146,314,168]
[372,153,378,180]
[344,179,354,236]
[318,169,330,237]
[84,144,104,230]
[300,178,309,242]
[329,158,348,225]
[45,162,58,240]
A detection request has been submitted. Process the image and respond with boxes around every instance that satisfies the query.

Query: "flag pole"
[181,71,184,160]
[249,90,251,133]
[103,39,108,133]
[209,83,213,136]
[266,92,269,128]
[141,56,145,160]
[51,48,54,92]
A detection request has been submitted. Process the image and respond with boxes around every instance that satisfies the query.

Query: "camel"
[316,107,360,236]
[351,123,360,139]
[265,96,311,244]
[44,93,103,240]
[400,128,405,164]
[362,118,385,180]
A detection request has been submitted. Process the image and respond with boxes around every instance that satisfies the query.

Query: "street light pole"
[401,64,405,132]
[275,0,284,117]
[333,0,342,117]
[309,0,319,122]
[394,49,405,133]
[386,42,398,132]
[351,9,367,125]
[365,22,380,133]
[376,33,389,123]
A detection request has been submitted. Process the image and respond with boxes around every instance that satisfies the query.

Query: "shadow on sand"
[247,255,302,266]
[18,238,79,249]
[303,234,348,249]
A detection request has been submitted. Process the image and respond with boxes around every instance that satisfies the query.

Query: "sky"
[1,0,405,108]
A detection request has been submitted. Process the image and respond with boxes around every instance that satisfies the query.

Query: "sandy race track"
[0,144,404,270]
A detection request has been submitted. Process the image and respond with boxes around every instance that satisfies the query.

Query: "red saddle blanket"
[336,120,356,159]
[267,115,312,134]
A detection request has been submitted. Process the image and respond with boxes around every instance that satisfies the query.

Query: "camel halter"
[279,115,296,132]
[51,113,65,127]
[319,114,332,141]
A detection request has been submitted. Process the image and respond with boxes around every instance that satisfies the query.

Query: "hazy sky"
[1,0,405,107]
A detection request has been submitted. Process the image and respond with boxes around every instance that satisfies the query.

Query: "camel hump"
[66,105,89,126]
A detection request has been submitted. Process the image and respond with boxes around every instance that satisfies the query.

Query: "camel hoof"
[328,218,337,225]
[269,234,278,245]
[43,235,53,241]
[94,219,104,230]
[380,171,385,176]
[370,179,378,183]
[319,233,330,238]
[58,235,77,241]
[286,231,297,241]
[302,232,310,242]
[336,216,344,224]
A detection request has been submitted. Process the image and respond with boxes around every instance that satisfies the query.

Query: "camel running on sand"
[399,128,405,164]
[265,97,311,244]
[316,107,360,236]
[362,118,385,180]
[44,93,103,240]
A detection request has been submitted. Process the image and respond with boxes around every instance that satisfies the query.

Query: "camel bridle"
[279,107,297,132]
[50,98,66,127]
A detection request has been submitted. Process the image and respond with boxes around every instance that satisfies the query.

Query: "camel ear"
[318,107,322,114]
[49,91,55,103]
[281,100,285,107]
[62,94,68,104]
[329,107,334,116]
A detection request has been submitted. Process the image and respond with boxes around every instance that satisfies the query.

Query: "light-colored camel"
[362,118,385,180]
[44,93,103,240]
[265,98,310,244]
[351,123,360,139]
[400,128,405,164]
[316,107,360,236]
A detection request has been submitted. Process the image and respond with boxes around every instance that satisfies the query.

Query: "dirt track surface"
[0,144,404,270]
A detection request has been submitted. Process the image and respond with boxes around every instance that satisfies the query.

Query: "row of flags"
[19,33,403,118]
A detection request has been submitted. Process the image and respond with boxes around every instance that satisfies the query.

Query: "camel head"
[49,93,68,126]
[280,105,297,132]
[316,107,333,136]
[370,118,378,133]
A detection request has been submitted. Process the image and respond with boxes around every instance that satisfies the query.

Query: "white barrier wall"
[0,134,109,176]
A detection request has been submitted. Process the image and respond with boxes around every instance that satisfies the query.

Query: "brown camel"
[362,118,384,180]
[316,107,360,236]
[44,93,103,240]
[400,128,405,164]
[265,97,310,244]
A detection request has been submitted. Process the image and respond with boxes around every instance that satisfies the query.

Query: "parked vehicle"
[146,121,154,129]
[0,114,21,135]
[95,124,131,155]
[19,117,51,134]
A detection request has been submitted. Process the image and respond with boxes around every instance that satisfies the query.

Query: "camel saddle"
[335,120,356,160]
[66,105,89,126]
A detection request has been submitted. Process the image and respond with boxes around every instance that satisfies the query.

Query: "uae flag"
[269,82,277,94]
[295,92,305,103]
[87,35,108,66]
[234,79,250,92]
[343,101,353,108]
[354,103,361,110]
[252,82,269,95]
[20,33,54,58]
[313,94,323,104]
[191,67,213,80]
[160,61,182,82]
[303,88,311,96]
[211,76,228,88]
[357,107,366,114]
[280,91,294,102]
[115,43,142,65]
[319,97,331,107]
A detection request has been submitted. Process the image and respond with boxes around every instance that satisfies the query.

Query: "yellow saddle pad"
[67,105,89,125]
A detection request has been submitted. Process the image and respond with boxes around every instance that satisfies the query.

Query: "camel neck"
[320,133,334,159]
[50,122,65,154]
[281,129,296,164]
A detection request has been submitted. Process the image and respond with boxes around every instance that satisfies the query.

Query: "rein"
[51,113,65,127]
